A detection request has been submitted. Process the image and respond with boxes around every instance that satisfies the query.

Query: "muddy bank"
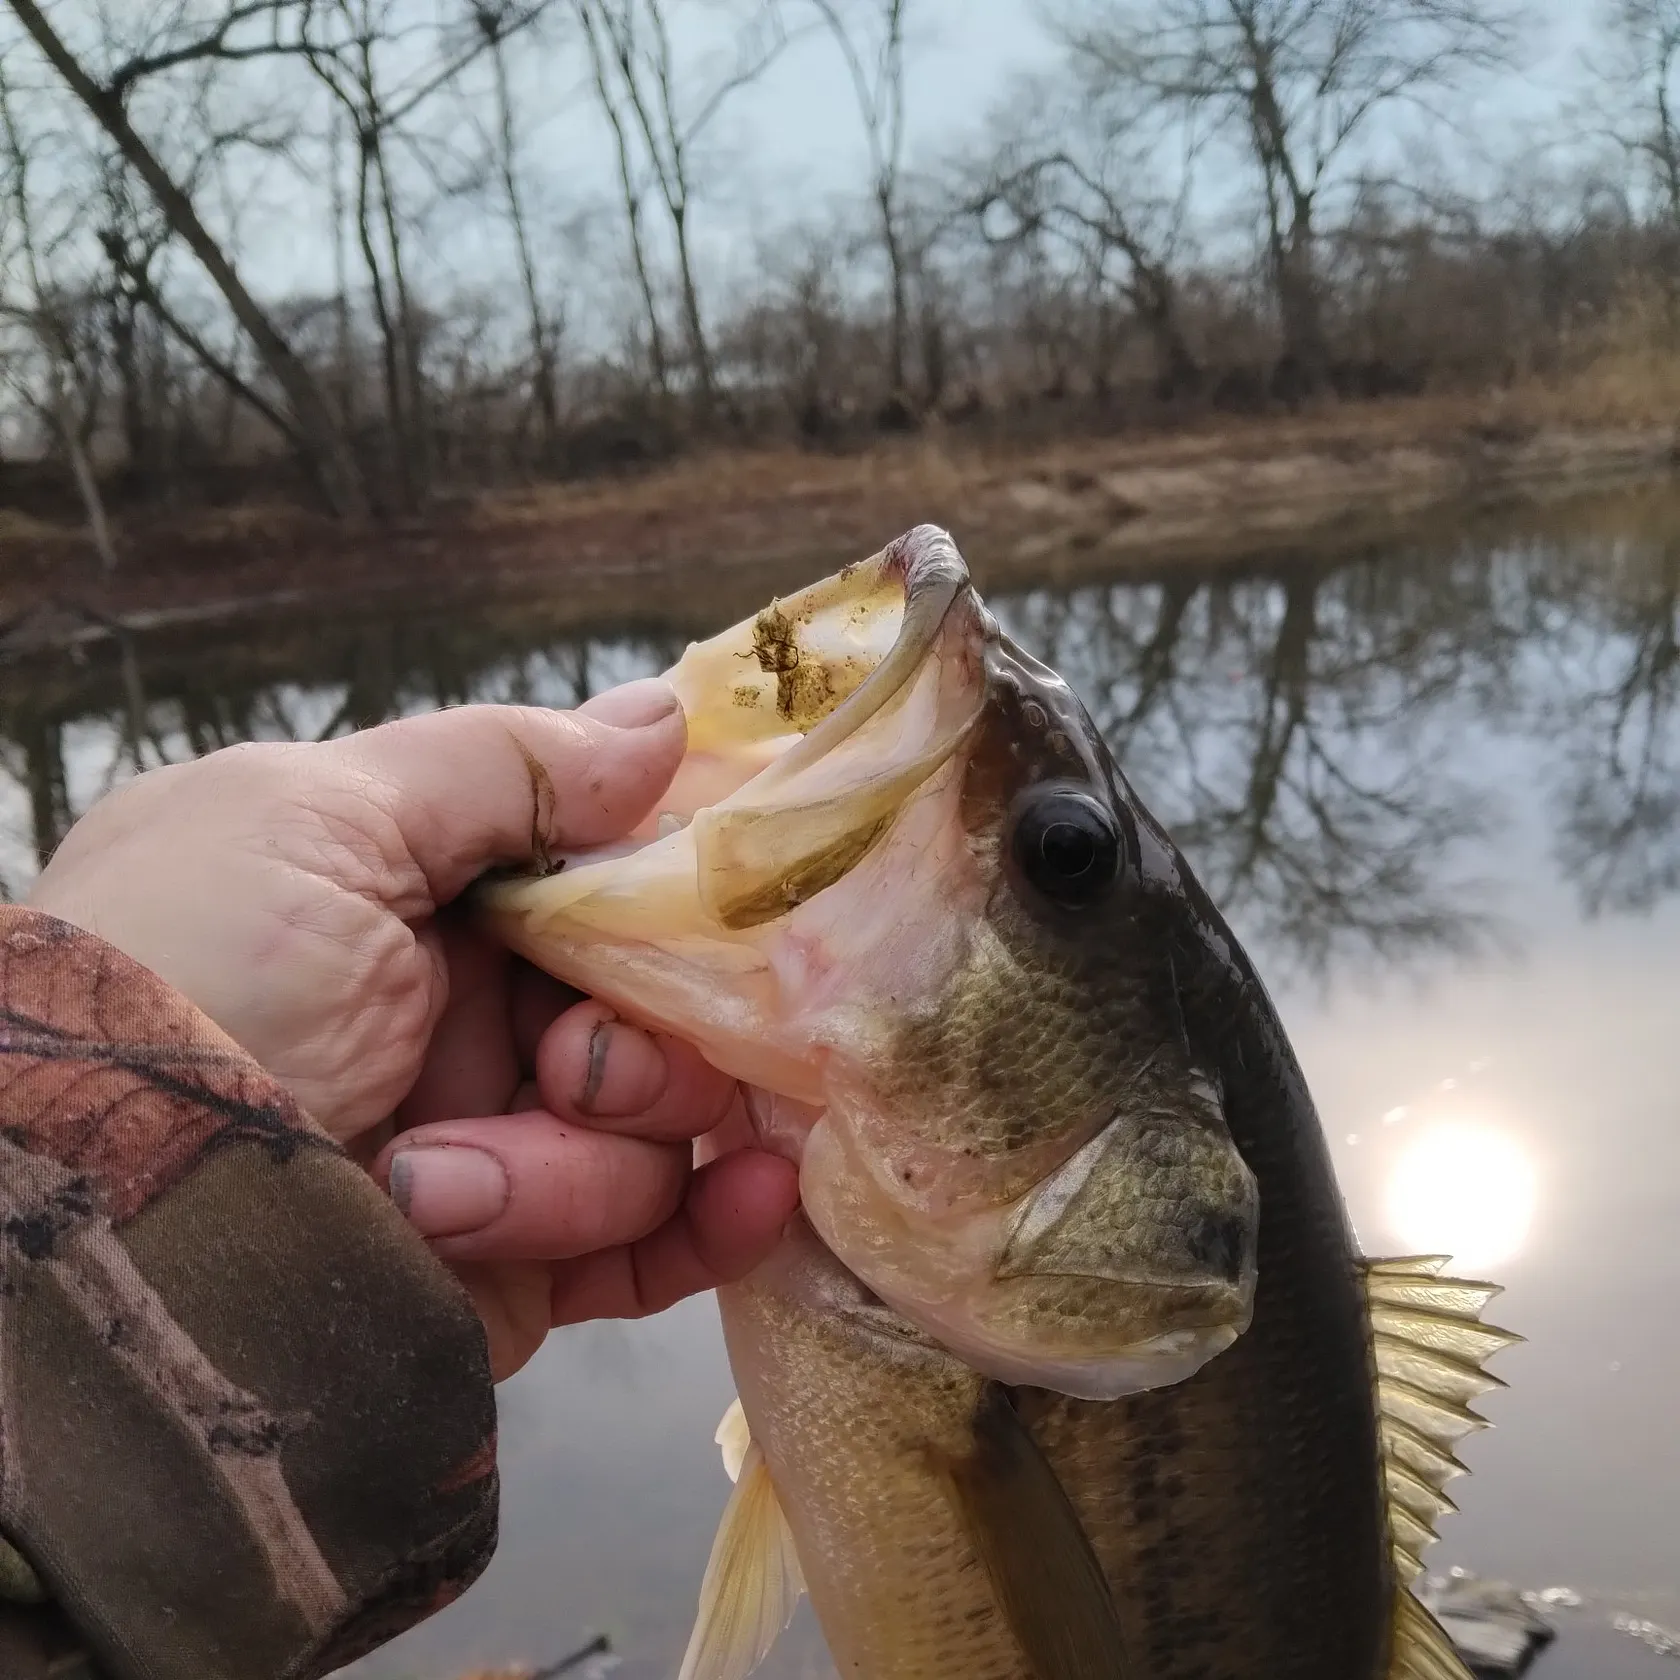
[2,404,1675,656]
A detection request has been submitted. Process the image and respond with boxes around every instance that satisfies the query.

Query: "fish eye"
[1009,785,1125,908]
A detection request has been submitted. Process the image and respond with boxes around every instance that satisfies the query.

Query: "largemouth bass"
[475,528,1518,1680]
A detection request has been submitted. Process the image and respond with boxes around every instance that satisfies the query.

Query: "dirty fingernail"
[580,1019,670,1116]
[389,1146,509,1238]
[578,679,681,729]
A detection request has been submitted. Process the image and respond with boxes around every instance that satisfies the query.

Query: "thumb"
[323,679,686,908]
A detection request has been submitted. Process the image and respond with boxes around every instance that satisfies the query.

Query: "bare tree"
[577,2,672,396]
[1595,0,1680,246]
[296,0,436,505]
[0,62,120,570]
[576,0,790,418]
[805,0,913,410]
[1053,0,1515,398]
[472,0,564,461]
[972,66,1203,399]
[3,0,369,515]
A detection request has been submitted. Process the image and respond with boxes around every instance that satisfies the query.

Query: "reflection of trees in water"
[1528,535,1680,916]
[9,503,1680,970]
[0,614,687,898]
[995,546,1519,981]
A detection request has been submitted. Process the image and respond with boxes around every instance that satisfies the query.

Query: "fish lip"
[860,1277,1249,1401]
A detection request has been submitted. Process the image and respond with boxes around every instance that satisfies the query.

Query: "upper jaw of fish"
[474,526,1257,1399]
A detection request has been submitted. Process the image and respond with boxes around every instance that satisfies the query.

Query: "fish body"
[474,528,1518,1680]
[717,1222,1499,1680]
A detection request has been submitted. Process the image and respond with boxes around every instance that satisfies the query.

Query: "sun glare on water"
[1384,1121,1539,1274]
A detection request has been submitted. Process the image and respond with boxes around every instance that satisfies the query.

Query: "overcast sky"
[214,0,1610,309]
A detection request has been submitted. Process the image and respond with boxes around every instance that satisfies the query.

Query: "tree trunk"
[1131,263,1203,400]
[489,28,559,462]
[353,131,410,507]
[55,389,120,573]
[329,111,357,432]
[372,133,430,499]
[1273,211,1328,400]
[669,200,715,415]
[880,181,909,402]
[108,292,151,475]
[4,0,366,518]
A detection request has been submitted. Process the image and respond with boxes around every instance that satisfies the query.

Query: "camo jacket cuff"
[0,906,499,1680]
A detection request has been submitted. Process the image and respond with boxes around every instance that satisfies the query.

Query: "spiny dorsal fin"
[677,1402,807,1680]
[1364,1258,1523,1680]
[939,1384,1130,1680]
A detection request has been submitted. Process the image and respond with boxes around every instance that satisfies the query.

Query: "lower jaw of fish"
[860,1277,1246,1401]
[798,1119,1255,1399]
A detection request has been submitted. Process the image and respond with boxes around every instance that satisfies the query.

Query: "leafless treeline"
[3,0,1680,525]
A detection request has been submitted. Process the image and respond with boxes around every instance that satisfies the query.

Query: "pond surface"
[4,486,1679,1678]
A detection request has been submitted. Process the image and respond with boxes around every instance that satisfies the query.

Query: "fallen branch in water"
[532,1635,612,1679]
[453,1635,613,1680]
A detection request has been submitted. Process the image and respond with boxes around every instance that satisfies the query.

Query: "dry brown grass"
[5,375,1676,630]
[463,381,1675,539]
[1500,281,1680,429]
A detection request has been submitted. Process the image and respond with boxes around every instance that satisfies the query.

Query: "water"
[4,485,1678,1678]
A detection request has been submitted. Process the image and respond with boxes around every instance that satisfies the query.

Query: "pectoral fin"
[939,1384,1129,1680]
[677,1408,806,1680]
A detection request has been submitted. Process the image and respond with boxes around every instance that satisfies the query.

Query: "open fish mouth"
[476,525,1259,1399]
[476,525,988,1096]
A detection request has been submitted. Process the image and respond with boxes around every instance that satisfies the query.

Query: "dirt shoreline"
[2,399,1675,655]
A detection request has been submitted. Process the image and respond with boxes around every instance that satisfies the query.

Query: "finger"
[534,1001,739,1142]
[509,959,586,1074]
[375,1109,689,1260]
[451,1259,554,1383]
[395,916,519,1128]
[548,1150,800,1325]
[321,680,685,908]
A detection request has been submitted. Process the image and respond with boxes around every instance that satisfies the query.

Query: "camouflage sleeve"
[0,907,499,1680]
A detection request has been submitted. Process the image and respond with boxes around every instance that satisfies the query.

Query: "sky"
[0,0,1638,399]
[223,0,1611,309]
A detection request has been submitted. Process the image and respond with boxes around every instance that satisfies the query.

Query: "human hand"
[26,680,799,1378]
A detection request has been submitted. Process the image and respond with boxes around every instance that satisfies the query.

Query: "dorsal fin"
[1364,1256,1523,1680]
[677,1400,807,1680]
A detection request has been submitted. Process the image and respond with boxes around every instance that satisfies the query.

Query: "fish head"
[474,526,1258,1400]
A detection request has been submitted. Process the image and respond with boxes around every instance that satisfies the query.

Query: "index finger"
[321,681,685,909]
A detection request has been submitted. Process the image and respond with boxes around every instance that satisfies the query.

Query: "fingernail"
[579,1019,669,1116]
[578,679,681,730]
[389,1146,509,1238]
